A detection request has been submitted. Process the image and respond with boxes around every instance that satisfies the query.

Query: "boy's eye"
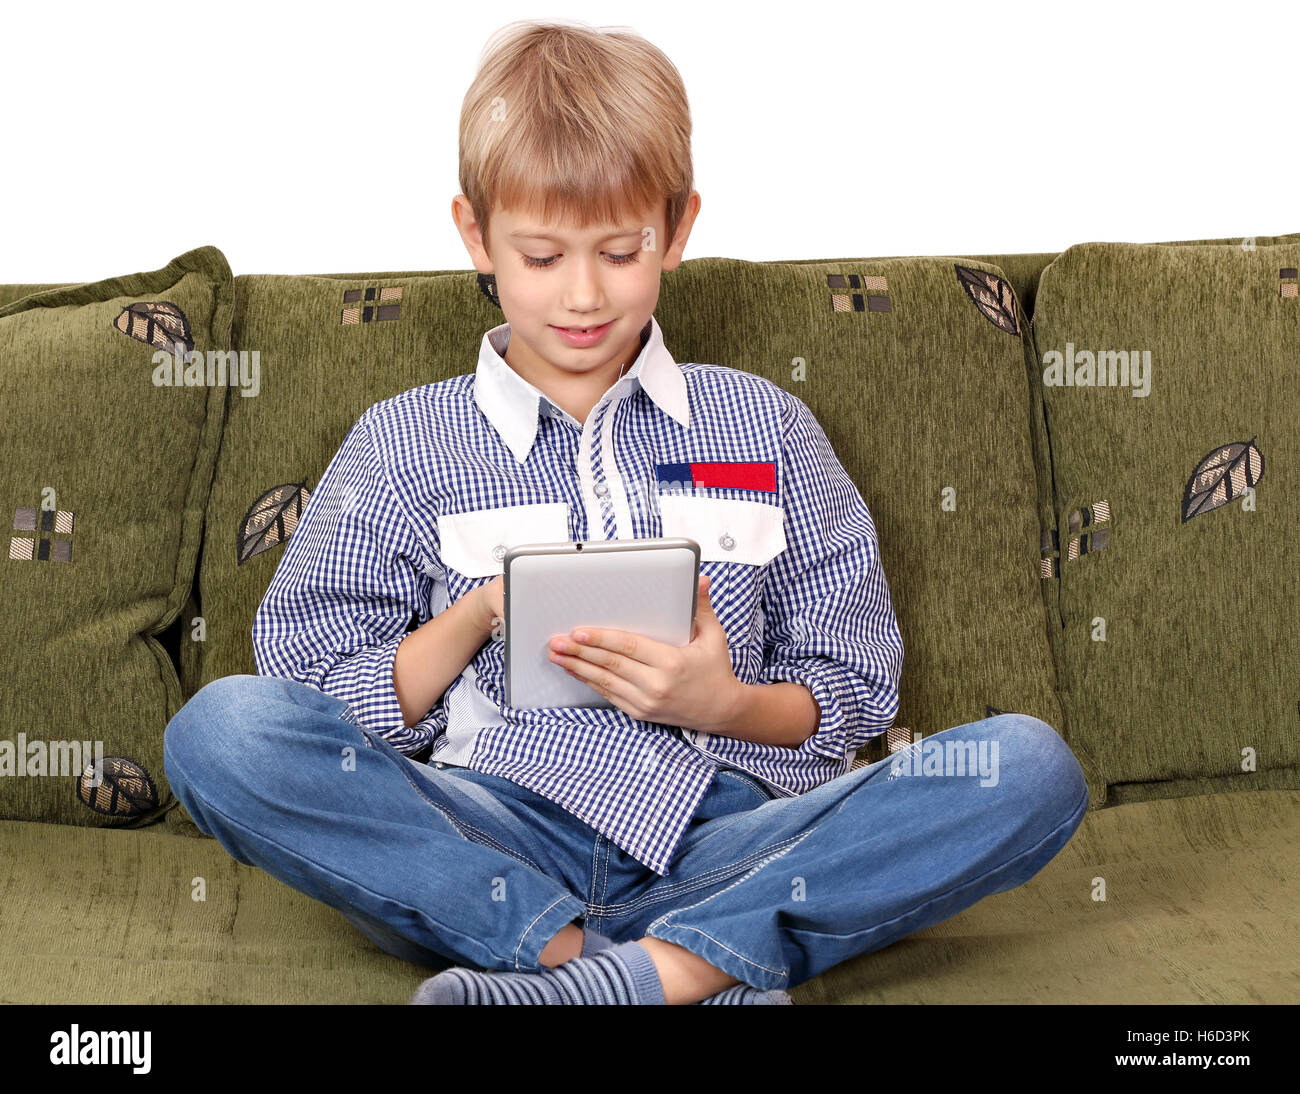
[521,251,640,269]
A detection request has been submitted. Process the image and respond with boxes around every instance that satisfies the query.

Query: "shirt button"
[434,762,446,769]
[593,482,609,498]
[719,533,736,551]
[492,544,507,561]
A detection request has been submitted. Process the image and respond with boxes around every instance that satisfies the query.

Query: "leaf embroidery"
[112,300,193,355]
[1040,527,1059,579]
[1066,499,1110,561]
[1181,438,1264,523]
[77,756,160,817]
[238,481,311,564]
[477,272,500,308]
[954,265,1020,336]
[885,722,914,754]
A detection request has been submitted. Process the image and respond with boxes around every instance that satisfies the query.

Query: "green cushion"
[188,257,1064,828]
[1031,238,1300,803]
[0,283,74,309]
[0,246,232,826]
[766,232,1300,325]
[3,789,1294,1003]
[190,272,488,703]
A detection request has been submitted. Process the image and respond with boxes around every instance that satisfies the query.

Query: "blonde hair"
[459,19,694,254]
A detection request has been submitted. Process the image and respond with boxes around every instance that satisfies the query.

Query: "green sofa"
[2,234,1296,1004]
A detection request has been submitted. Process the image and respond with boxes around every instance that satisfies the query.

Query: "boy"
[163,19,1089,1005]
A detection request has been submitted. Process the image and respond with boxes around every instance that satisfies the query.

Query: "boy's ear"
[660,190,701,272]
[451,194,495,275]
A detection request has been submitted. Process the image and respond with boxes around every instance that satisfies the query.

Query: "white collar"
[473,314,690,463]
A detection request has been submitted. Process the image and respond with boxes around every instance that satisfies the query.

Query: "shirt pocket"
[658,495,786,668]
[657,495,787,566]
[437,501,571,579]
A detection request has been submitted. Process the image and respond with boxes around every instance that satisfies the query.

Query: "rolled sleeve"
[757,391,904,765]
[252,411,442,753]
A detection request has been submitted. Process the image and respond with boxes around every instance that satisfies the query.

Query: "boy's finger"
[551,628,672,685]
[554,646,653,711]
[564,627,664,659]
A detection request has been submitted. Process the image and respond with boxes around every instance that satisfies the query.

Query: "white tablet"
[503,537,701,710]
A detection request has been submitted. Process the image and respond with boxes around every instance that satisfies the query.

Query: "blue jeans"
[163,674,1088,992]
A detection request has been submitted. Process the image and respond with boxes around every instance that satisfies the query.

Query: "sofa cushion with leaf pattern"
[0,246,232,826]
[1030,237,1300,803]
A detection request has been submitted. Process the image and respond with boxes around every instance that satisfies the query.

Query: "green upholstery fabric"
[1031,240,1300,804]
[2,789,1293,1004]
[177,590,202,710]
[0,247,232,827]
[1011,230,1299,807]
[760,232,1299,326]
[0,283,74,309]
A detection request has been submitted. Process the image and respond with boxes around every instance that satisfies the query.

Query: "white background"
[1,0,1296,282]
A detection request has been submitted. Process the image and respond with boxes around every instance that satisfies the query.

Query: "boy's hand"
[547,573,744,734]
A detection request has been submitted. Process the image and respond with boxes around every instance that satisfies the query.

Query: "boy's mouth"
[549,319,616,347]
[552,320,613,333]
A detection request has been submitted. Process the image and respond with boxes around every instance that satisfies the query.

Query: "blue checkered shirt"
[252,315,904,874]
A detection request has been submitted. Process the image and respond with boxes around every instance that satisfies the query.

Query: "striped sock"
[697,985,794,1004]
[409,940,665,1005]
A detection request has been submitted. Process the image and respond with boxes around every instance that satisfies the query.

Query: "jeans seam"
[369,728,547,875]
[646,827,821,980]
[598,837,610,910]
[579,770,782,917]
[585,834,807,917]
[587,836,611,930]
[650,923,788,980]
[796,781,1091,944]
[589,838,801,915]
[515,895,582,971]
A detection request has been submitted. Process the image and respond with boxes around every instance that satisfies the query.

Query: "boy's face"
[452,191,700,400]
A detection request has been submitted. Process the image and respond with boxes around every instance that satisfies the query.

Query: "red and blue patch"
[655,461,777,493]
